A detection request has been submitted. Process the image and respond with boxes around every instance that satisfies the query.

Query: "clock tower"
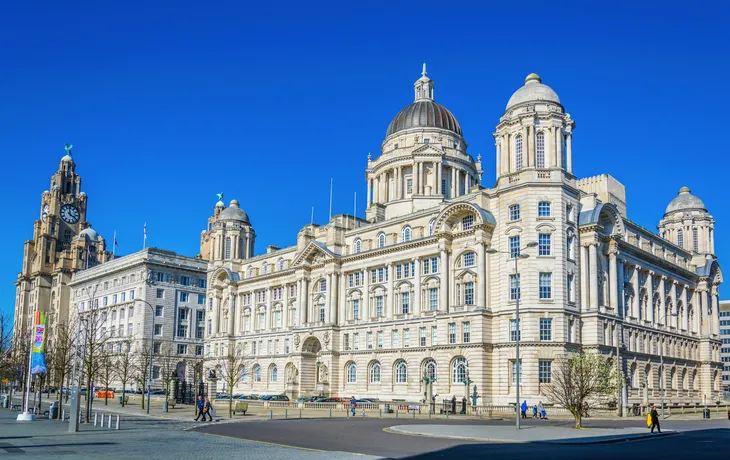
[13,146,110,343]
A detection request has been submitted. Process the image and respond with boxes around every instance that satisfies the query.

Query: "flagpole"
[21,316,35,419]
[354,192,357,218]
[329,178,333,221]
[112,230,116,257]
[311,207,314,225]
[143,222,147,249]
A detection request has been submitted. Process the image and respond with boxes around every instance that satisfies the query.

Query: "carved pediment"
[291,241,338,267]
[412,144,445,156]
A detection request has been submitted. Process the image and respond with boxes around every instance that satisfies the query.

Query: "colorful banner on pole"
[30,312,47,375]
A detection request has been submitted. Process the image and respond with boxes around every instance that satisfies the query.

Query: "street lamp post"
[657,311,677,420]
[486,241,538,430]
[136,300,155,415]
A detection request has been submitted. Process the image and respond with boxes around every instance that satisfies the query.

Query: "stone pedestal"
[207,377,218,402]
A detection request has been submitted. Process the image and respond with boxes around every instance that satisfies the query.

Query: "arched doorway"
[300,337,322,396]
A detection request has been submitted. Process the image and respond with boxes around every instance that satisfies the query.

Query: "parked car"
[216,394,231,400]
[96,389,115,399]
[148,389,165,396]
[314,397,341,403]
[237,395,259,400]
[261,395,289,401]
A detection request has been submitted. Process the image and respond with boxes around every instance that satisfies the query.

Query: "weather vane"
[64,144,73,154]
[216,192,224,202]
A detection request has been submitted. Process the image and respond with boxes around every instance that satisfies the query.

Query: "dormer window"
[462,215,474,231]
[424,138,430,144]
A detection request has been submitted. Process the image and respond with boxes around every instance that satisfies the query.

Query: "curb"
[384,426,679,445]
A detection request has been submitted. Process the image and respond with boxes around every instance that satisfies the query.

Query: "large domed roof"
[218,200,250,224]
[385,64,463,139]
[386,100,462,138]
[665,187,706,214]
[506,73,561,111]
[79,227,99,241]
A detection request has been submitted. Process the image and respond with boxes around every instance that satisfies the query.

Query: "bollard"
[94,412,98,426]
[108,413,112,428]
[299,409,302,419]
[269,410,273,420]
[285,409,288,419]
[329,409,332,418]
[362,409,365,418]
[412,411,415,419]
[115,415,120,430]
[61,409,65,421]
[379,409,382,418]
[428,411,431,419]
[395,410,398,418]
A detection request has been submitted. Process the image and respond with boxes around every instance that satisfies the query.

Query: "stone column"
[215,295,222,334]
[228,292,235,337]
[658,277,666,326]
[394,167,400,200]
[609,249,618,313]
[523,126,530,167]
[366,178,371,207]
[589,243,599,311]
[495,141,501,178]
[455,171,461,197]
[330,273,339,325]
[669,281,677,328]
[432,162,438,194]
[646,272,654,324]
[302,278,309,325]
[363,268,370,319]
[566,132,573,173]
[526,125,533,167]
[632,266,640,319]
[617,259,625,318]
[711,286,719,336]
[451,167,456,198]
[681,285,688,331]
[580,244,589,311]
[413,258,421,315]
[386,263,394,319]
[473,242,484,308]
[338,272,346,325]
[440,248,449,312]
[554,128,561,170]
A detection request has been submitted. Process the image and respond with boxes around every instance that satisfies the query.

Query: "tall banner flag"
[30,312,47,375]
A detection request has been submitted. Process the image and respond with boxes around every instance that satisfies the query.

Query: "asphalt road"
[194,417,730,459]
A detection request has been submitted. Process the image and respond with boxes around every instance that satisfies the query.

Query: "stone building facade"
[13,148,110,346]
[68,248,208,389]
[721,300,730,393]
[203,68,723,406]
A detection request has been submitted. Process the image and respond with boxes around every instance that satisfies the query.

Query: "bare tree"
[133,342,153,410]
[157,341,177,407]
[78,287,109,421]
[0,311,14,395]
[542,351,618,428]
[8,332,30,407]
[114,340,134,407]
[217,342,249,418]
[96,350,114,406]
[48,319,76,414]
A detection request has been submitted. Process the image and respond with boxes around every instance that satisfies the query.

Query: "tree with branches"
[114,340,134,407]
[47,319,75,415]
[157,341,177,407]
[77,286,110,421]
[0,311,13,395]
[96,349,114,406]
[217,342,249,418]
[133,342,153,410]
[542,351,618,428]
[8,331,30,408]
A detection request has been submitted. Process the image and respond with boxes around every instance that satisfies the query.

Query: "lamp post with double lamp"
[657,310,678,420]
[486,241,538,430]
[136,299,155,415]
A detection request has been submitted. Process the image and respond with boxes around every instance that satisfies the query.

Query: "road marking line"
[200,432,326,452]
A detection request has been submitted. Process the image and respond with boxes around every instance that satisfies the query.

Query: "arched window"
[253,365,261,382]
[677,229,684,248]
[461,252,476,267]
[692,228,698,252]
[225,237,232,259]
[402,226,412,242]
[566,232,575,260]
[515,135,523,170]
[240,367,248,382]
[428,219,436,236]
[424,359,437,380]
[536,132,545,168]
[270,366,278,383]
[452,357,467,384]
[319,300,326,322]
[395,360,408,383]
[347,363,357,383]
[262,262,268,274]
[354,238,362,254]
[369,362,381,383]
[377,232,386,248]
[277,258,284,271]
[247,266,253,278]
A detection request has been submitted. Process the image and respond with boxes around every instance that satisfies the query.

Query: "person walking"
[537,401,545,420]
[649,405,661,433]
[194,395,205,421]
[520,400,528,419]
[203,397,213,422]
[350,397,357,417]
[532,405,538,418]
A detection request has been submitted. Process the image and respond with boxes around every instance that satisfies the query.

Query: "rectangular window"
[420,327,427,347]
[463,252,475,267]
[285,338,290,354]
[401,292,410,314]
[511,360,522,384]
[509,236,521,258]
[392,330,399,348]
[431,326,438,345]
[128,323,133,335]
[121,292,126,302]
[406,178,413,195]
[448,323,456,344]
[179,308,189,321]
[463,322,471,343]
[353,299,360,320]
[195,345,203,356]
[429,288,438,311]
[540,318,552,341]
[153,342,161,354]
[252,342,257,355]
[377,331,383,348]
[538,201,551,217]
[198,294,206,305]
[538,233,551,256]
[154,324,162,336]
[177,344,187,355]
[539,272,552,299]
[103,296,108,306]
[198,279,207,289]
[510,319,521,341]
[180,292,189,302]
[566,204,573,222]
[156,289,164,299]
[509,204,521,222]
[366,332,373,349]
[462,215,474,230]
[152,366,160,379]
[464,282,474,305]
[539,360,552,384]
[156,272,165,282]
[155,305,163,316]
[567,235,574,259]
[177,324,187,338]
[113,294,117,304]
[344,333,351,351]
[319,302,326,322]
[403,329,410,348]
[567,274,575,302]
[130,290,135,300]
[353,333,359,351]
[275,310,282,328]
[258,312,265,329]
[509,274,521,300]
[376,296,384,317]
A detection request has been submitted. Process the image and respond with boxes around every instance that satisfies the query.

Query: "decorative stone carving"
[294,334,301,349]
[323,331,330,346]
[286,365,299,384]
[318,364,329,384]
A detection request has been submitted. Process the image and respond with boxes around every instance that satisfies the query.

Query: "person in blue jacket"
[520,400,528,419]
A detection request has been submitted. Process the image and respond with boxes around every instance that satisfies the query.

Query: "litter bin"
[703,408,710,419]
[49,401,59,419]
[1,395,8,409]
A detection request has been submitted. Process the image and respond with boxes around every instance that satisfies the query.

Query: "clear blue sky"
[2,0,728,319]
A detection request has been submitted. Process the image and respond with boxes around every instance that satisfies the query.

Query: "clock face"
[60,204,80,224]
